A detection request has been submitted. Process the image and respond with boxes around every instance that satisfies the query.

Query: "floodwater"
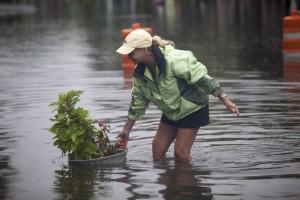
[0,0,300,200]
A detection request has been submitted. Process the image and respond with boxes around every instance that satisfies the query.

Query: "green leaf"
[57,114,65,121]
[71,133,77,143]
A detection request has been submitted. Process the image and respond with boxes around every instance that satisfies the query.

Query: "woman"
[116,29,240,162]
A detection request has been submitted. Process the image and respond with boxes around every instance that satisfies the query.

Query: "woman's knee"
[152,138,167,160]
[174,147,191,162]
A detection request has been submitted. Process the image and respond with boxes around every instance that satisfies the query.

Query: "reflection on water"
[155,160,213,200]
[54,165,114,200]
[54,160,213,200]
[0,0,300,200]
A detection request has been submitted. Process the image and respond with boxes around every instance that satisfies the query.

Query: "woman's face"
[128,48,148,64]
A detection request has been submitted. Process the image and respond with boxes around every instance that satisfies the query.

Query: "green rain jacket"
[128,45,223,121]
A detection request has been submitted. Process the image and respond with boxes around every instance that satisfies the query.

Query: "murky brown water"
[1,1,300,200]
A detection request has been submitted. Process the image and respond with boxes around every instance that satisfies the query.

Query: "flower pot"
[68,149,128,166]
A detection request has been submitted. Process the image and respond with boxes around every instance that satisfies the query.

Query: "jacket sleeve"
[128,78,150,120]
[173,51,223,97]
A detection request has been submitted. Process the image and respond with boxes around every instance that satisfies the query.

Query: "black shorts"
[161,106,209,128]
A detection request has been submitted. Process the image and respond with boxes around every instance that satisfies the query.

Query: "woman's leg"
[152,122,177,161]
[174,128,199,162]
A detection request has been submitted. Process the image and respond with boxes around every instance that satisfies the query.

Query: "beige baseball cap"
[116,29,152,55]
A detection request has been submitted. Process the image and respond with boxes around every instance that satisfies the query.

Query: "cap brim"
[116,45,134,55]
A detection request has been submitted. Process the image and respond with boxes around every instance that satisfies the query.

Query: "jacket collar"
[133,64,160,92]
[133,45,170,80]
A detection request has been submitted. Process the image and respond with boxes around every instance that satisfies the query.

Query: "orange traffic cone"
[283,10,300,81]
[283,10,300,53]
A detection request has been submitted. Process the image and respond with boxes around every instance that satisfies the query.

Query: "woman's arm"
[127,78,150,120]
[172,50,240,117]
[117,79,149,149]
[120,117,135,138]
[116,117,135,149]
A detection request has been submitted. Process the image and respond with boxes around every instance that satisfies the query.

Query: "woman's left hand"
[220,96,240,117]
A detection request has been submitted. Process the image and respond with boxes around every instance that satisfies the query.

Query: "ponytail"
[152,36,175,47]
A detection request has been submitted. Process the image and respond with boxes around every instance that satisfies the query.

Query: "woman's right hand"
[116,118,135,149]
[116,131,129,149]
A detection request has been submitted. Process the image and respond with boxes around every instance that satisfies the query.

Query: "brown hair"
[152,36,175,47]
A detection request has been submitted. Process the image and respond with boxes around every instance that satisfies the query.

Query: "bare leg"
[174,128,199,162]
[152,122,177,161]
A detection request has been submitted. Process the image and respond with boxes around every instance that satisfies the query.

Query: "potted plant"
[49,90,127,165]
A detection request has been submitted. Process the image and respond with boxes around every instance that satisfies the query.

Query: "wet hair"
[150,36,175,73]
[150,45,166,73]
[152,36,175,47]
